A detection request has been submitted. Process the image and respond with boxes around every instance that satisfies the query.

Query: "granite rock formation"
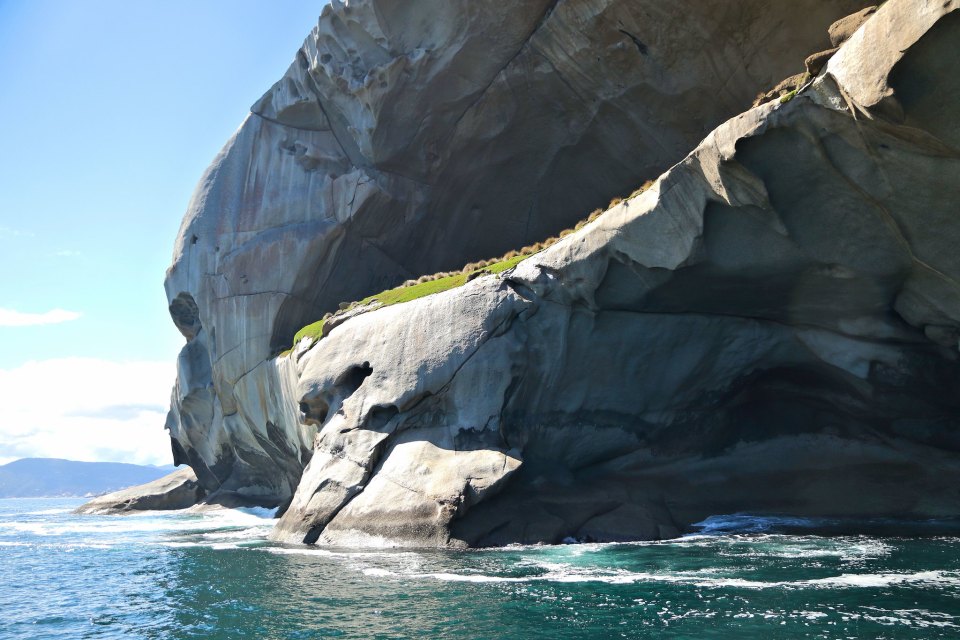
[161,0,868,509]
[86,0,960,545]
[272,0,960,546]
[75,468,205,515]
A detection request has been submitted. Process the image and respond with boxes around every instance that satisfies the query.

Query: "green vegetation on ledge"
[291,318,326,349]
[779,89,798,103]
[360,252,530,307]
[284,180,656,354]
[284,253,532,354]
[361,271,469,307]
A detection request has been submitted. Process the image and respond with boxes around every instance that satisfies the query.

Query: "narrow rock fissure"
[303,434,393,544]
[447,0,563,138]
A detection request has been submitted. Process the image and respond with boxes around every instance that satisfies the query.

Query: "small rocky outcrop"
[829,5,879,46]
[754,5,881,106]
[75,468,205,515]
[804,5,879,75]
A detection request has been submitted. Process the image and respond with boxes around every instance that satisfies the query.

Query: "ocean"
[1,498,958,639]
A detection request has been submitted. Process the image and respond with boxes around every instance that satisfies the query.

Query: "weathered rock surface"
[829,5,878,46]
[75,468,205,515]
[163,0,868,508]
[270,0,960,546]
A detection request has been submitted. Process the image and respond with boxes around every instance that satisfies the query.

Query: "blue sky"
[0,1,323,465]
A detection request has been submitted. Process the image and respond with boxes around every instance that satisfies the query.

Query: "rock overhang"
[139,0,960,545]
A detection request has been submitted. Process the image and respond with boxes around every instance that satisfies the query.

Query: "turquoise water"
[2,498,959,639]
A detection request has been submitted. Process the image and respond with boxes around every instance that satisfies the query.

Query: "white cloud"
[0,226,34,238]
[0,307,82,326]
[0,358,175,466]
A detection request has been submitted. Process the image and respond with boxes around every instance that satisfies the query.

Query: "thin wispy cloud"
[67,404,168,420]
[0,357,174,465]
[0,307,82,327]
[0,226,34,238]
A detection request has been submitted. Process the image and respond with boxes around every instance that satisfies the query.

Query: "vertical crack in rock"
[617,29,648,55]
[446,0,563,139]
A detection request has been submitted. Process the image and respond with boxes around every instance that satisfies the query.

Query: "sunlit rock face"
[165,0,875,510]
[272,0,960,546]
[75,468,204,515]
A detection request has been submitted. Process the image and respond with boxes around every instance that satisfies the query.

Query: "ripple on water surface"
[1,499,958,639]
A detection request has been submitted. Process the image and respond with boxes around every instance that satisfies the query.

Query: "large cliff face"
[271,0,960,546]
[159,0,960,549]
[164,0,868,507]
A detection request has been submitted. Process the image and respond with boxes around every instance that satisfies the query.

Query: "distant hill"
[0,458,176,498]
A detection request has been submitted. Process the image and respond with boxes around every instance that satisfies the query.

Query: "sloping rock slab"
[75,468,205,515]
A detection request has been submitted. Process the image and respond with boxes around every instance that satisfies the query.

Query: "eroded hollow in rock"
[338,362,373,395]
[169,292,201,340]
[299,362,374,427]
[299,399,329,427]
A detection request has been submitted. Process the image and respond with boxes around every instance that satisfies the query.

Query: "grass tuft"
[358,272,469,308]
[292,318,326,348]
[484,252,529,275]
[354,252,534,310]
[286,175,658,352]
[630,180,655,198]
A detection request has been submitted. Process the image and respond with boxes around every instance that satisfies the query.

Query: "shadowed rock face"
[163,0,869,507]
[270,0,960,546]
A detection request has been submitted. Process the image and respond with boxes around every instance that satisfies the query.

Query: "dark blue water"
[2,498,959,639]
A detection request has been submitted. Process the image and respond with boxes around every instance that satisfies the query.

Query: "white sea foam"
[256,535,960,592]
[0,511,271,537]
[20,508,72,516]
[201,527,271,541]
[347,562,960,589]
[233,506,278,519]
[262,541,949,589]
[859,608,960,629]
[420,572,530,583]
[796,611,828,621]
[689,514,827,535]
[10,506,956,599]
[0,505,278,553]
[263,546,424,560]
[264,547,337,557]
[722,539,892,561]
[157,541,208,548]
